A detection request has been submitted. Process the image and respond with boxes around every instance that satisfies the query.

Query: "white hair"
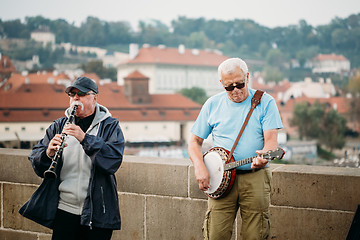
[218,58,248,81]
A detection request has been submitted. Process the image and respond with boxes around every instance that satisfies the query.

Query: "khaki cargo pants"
[203,168,272,240]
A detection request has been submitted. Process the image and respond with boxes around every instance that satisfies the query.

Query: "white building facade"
[117,44,229,97]
[31,29,55,47]
[311,54,351,74]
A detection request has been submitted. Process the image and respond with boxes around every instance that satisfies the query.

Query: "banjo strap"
[228,90,264,161]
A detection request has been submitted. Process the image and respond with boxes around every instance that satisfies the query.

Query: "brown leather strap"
[228,90,264,161]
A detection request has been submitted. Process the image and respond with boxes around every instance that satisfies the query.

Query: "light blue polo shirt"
[191,88,283,170]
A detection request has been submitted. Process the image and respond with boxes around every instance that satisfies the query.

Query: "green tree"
[318,109,347,151]
[219,39,237,57]
[263,66,283,83]
[347,70,360,134]
[25,16,51,31]
[81,60,117,81]
[290,102,312,140]
[78,17,107,46]
[347,70,360,93]
[290,101,347,151]
[266,49,286,69]
[138,19,171,46]
[171,16,205,36]
[178,87,207,104]
[1,19,29,38]
[108,21,133,44]
[202,19,230,44]
[50,19,77,44]
[295,46,319,67]
[258,42,270,58]
[185,31,213,49]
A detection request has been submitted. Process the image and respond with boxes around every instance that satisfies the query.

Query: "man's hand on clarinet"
[46,134,64,158]
[62,124,86,143]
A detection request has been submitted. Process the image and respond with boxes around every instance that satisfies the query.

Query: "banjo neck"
[224,156,255,171]
[223,148,285,171]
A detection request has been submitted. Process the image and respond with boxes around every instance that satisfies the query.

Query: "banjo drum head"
[203,151,225,194]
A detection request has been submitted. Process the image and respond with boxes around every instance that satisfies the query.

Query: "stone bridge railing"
[0,148,359,239]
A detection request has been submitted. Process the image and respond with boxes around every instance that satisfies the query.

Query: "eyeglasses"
[224,82,245,91]
[68,91,95,97]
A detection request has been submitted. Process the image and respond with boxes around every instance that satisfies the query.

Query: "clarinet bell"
[44,169,57,178]
[44,161,58,178]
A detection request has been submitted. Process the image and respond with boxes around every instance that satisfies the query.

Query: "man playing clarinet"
[23,76,125,240]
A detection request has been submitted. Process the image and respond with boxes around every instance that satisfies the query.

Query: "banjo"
[203,147,285,199]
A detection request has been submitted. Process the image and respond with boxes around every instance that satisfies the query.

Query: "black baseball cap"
[65,76,99,94]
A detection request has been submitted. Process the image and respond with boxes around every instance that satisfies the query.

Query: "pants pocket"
[261,211,270,239]
[203,210,211,240]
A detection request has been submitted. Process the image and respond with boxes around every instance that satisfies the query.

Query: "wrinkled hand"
[46,134,64,158]
[194,164,211,191]
[62,123,86,143]
[251,150,269,169]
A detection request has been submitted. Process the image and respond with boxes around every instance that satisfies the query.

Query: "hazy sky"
[1,0,360,29]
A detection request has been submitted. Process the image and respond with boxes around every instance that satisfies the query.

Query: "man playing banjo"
[188,58,283,240]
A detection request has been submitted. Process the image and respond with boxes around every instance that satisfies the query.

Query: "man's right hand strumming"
[188,133,211,191]
[194,164,211,191]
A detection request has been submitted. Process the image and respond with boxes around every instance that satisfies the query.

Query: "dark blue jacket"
[27,114,124,230]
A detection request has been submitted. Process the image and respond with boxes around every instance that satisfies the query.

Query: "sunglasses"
[224,82,245,91]
[68,91,95,97]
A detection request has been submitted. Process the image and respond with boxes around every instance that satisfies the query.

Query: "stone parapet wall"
[0,148,359,239]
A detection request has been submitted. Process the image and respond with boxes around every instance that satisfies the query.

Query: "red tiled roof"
[1,72,104,93]
[126,46,229,67]
[0,72,71,93]
[0,82,202,122]
[278,96,350,114]
[312,54,348,62]
[125,70,149,79]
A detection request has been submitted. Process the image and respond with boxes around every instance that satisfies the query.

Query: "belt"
[236,168,261,175]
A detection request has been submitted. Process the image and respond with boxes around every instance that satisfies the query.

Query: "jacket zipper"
[101,186,106,214]
[89,168,95,230]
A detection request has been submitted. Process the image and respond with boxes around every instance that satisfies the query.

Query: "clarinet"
[44,103,79,179]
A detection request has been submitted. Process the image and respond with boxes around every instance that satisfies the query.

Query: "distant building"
[0,53,17,81]
[60,43,129,68]
[30,26,55,47]
[0,69,201,151]
[280,77,336,103]
[117,44,229,97]
[311,53,350,74]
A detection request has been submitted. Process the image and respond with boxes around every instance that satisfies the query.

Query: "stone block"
[117,156,190,197]
[38,234,52,240]
[0,148,40,184]
[0,229,38,240]
[145,195,207,239]
[271,164,360,212]
[114,193,145,240]
[3,183,51,234]
[270,205,354,240]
